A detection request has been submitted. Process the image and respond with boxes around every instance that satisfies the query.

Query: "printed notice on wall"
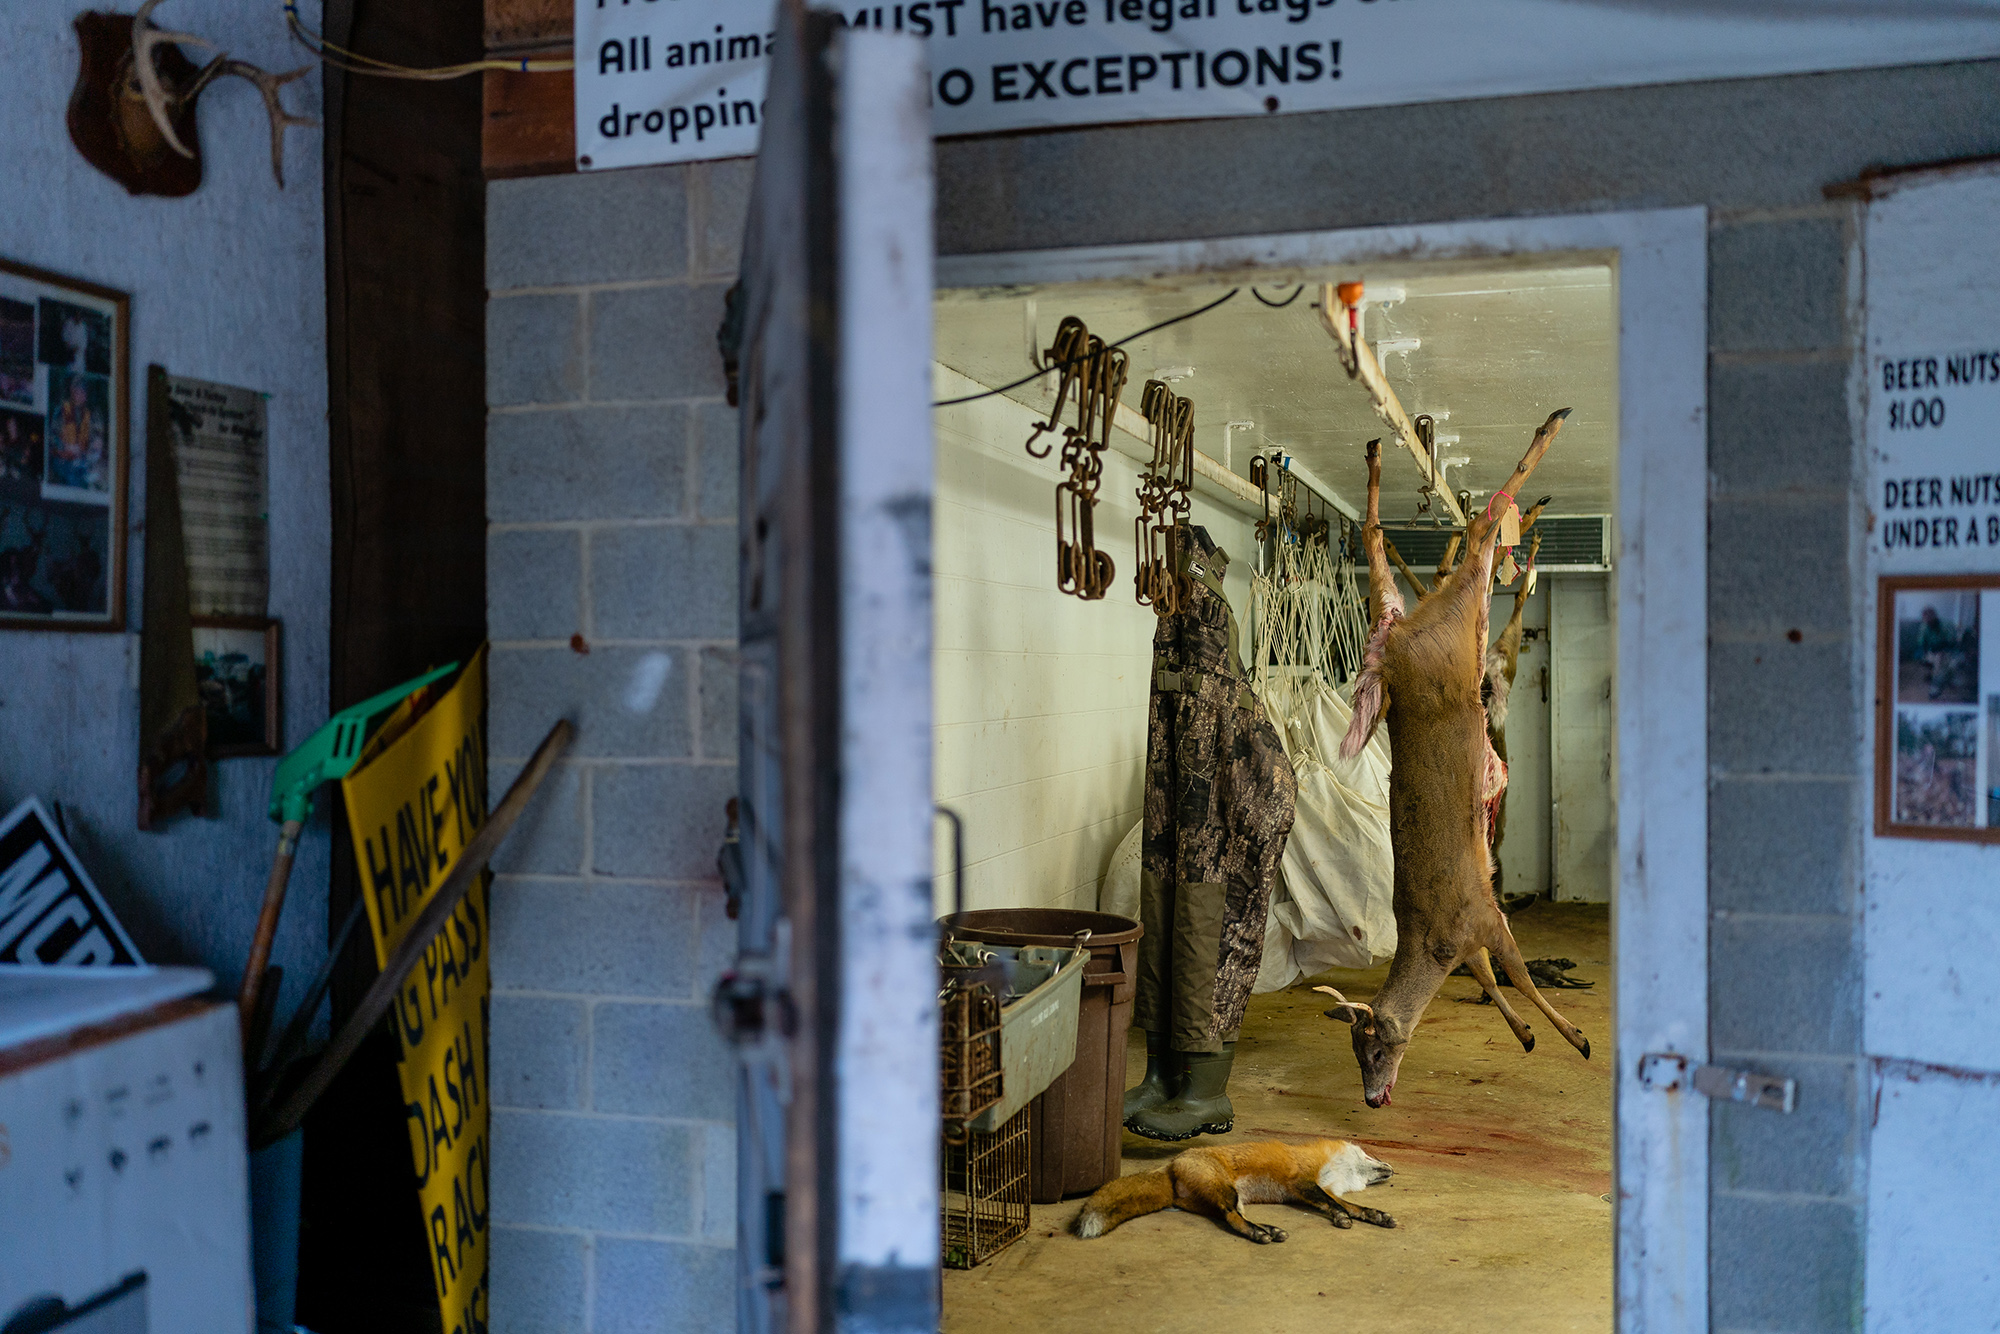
[341,649,491,1334]
[165,375,267,617]
[574,0,2000,171]
[1870,348,2000,571]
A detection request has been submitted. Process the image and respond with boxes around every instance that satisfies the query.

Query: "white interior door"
[730,7,937,1332]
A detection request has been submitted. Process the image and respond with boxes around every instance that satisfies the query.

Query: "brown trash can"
[939,908,1142,1203]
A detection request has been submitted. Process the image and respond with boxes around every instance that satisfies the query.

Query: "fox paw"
[1327,1211,1355,1229]
[1251,1223,1288,1244]
[1356,1208,1397,1229]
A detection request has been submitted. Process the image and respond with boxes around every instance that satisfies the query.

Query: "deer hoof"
[1520,1031,1535,1053]
[1578,1034,1592,1060]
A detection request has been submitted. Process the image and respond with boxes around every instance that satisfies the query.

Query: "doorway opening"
[929,253,1621,1331]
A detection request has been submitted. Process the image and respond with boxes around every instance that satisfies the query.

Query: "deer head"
[68,0,316,197]
[1315,985,1409,1108]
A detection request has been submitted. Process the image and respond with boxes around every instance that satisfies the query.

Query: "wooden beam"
[483,65,575,178]
[486,0,569,51]
[1316,283,1467,525]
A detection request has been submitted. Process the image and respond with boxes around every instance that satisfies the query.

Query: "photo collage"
[1888,585,2000,834]
[0,272,117,622]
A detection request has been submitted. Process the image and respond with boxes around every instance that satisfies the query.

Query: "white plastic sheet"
[1101,817,1143,926]
[1252,669,1396,991]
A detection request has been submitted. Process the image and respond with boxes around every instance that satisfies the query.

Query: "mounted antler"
[220,59,316,187]
[130,0,222,159]
[125,0,316,188]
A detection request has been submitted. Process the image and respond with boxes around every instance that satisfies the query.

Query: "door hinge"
[1637,1052,1796,1113]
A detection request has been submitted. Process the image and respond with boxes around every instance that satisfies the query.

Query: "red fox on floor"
[1071,1139,1398,1244]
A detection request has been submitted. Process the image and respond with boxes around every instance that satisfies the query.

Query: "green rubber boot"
[1120,1035,1182,1120]
[1125,1043,1237,1141]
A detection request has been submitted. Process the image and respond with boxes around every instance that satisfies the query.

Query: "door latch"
[1638,1052,1796,1114]
[712,968,797,1045]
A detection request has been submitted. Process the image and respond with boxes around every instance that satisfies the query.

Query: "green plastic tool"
[238,661,462,1045]
[266,661,462,825]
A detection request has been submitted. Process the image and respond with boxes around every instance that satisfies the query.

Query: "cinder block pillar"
[1705,209,1867,1334]
[483,159,752,1334]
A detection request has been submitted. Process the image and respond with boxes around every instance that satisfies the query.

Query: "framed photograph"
[193,615,281,757]
[1876,574,2000,842]
[0,258,128,631]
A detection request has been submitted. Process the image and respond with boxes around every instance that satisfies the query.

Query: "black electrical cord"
[1250,284,1305,309]
[931,288,1243,408]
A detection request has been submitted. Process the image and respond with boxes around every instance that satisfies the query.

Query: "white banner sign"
[574,1,2000,171]
[1871,346,2000,568]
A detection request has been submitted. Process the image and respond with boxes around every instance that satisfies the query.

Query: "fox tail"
[1072,1169,1174,1239]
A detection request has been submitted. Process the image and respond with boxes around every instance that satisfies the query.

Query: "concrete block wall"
[1702,207,1867,1334]
[484,159,752,1334]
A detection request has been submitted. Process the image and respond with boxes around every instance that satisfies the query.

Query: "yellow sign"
[342,647,492,1334]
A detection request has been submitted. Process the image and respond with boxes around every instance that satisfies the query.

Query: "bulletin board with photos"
[1877,574,2000,842]
[0,258,127,630]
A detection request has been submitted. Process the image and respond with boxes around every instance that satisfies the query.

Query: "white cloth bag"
[1252,670,1396,991]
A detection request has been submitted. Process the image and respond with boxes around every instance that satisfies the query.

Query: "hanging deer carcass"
[1319,413,1590,1108]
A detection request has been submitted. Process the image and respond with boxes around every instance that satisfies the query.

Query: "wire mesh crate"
[941,1105,1032,1270]
[939,980,1003,1134]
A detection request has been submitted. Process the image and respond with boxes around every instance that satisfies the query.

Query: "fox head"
[1316,986,1408,1108]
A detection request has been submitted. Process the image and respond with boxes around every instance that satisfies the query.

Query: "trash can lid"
[938,907,1141,948]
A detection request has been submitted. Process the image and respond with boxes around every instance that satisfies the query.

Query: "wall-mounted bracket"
[1638,1052,1796,1113]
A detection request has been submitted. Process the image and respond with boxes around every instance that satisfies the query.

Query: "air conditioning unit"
[1379,514,1612,574]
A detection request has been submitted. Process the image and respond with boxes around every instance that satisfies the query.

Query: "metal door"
[1857,159,2000,1332]
[723,6,938,1333]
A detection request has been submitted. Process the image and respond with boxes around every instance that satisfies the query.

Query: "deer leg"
[1465,948,1535,1052]
[1492,919,1591,1058]
[1361,440,1405,624]
[1341,441,1407,760]
[1384,536,1430,601]
[1435,531,1463,586]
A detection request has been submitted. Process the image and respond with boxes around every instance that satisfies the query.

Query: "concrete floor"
[943,903,1613,1334]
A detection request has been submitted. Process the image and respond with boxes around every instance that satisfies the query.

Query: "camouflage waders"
[1134,537,1298,1055]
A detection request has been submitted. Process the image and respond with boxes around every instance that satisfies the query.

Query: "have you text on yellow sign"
[342,646,492,1334]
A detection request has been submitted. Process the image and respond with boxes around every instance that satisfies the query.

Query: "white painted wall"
[0,7,327,1015]
[930,363,1254,917]
[1552,573,1615,903]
